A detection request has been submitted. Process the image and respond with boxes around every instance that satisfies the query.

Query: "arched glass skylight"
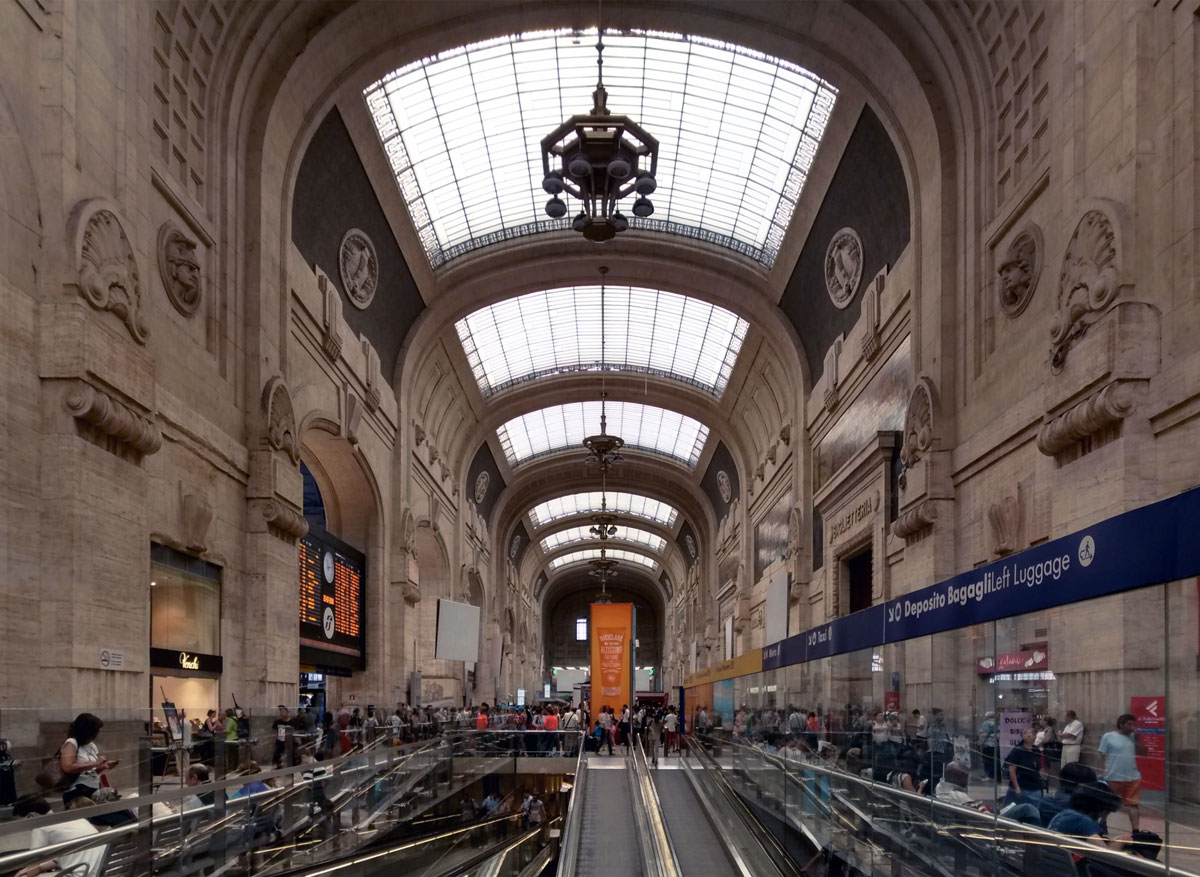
[497,401,708,467]
[541,525,667,555]
[549,548,659,572]
[455,285,749,398]
[529,492,678,529]
[364,29,837,268]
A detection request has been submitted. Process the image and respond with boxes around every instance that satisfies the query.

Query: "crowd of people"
[694,701,1162,862]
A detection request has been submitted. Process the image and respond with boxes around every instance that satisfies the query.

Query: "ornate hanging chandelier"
[540,30,659,242]
[584,266,622,599]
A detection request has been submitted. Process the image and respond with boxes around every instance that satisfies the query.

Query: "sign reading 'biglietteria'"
[763,485,1200,670]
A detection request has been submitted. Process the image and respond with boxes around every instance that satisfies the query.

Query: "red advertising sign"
[976,648,1049,675]
[883,691,900,713]
[1130,695,1166,792]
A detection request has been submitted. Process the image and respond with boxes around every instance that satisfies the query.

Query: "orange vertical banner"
[590,602,634,718]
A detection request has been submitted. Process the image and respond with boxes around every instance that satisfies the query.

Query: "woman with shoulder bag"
[58,713,135,826]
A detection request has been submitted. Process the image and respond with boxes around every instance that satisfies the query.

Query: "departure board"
[298,526,366,671]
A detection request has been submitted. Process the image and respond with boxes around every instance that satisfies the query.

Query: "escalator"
[652,768,739,877]
[573,765,642,876]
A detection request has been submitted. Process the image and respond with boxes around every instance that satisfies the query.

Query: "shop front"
[149,544,223,733]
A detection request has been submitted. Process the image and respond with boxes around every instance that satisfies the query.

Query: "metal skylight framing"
[540,525,667,555]
[528,492,678,529]
[549,548,659,572]
[455,285,749,398]
[496,400,708,467]
[364,29,838,268]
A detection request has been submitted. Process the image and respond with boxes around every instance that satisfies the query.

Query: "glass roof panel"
[548,548,659,572]
[455,285,749,398]
[496,401,708,467]
[540,525,667,555]
[528,492,678,529]
[364,29,837,268]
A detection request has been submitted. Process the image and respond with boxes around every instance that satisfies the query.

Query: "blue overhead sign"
[764,486,1200,669]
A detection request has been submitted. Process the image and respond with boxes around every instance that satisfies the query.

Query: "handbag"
[34,747,68,791]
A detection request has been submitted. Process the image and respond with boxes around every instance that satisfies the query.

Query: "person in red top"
[543,707,560,755]
[476,704,490,730]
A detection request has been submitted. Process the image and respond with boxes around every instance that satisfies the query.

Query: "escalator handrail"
[553,732,588,877]
[683,734,803,877]
[631,736,681,877]
[723,736,1196,877]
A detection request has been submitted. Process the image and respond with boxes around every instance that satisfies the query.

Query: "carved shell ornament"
[473,471,490,504]
[262,376,300,463]
[1051,210,1120,372]
[339,229,379,310]
[899,377,938,469]
[717,470,732,504]
[825,227,864,309]
[157,222,202,317]
[75,204,149,343]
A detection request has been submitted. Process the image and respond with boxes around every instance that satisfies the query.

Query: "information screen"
[298,526,366,671]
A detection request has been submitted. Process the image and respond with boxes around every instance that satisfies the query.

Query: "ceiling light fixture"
[584,265,622,600]
[540,11,658,243]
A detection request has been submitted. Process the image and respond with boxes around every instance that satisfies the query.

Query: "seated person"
[935,761,993,813]
[1039,761,1097,826]
[1047,781,1126,850]
[183,763,214,811]
[14,797,105,877]
[231,761,272,798]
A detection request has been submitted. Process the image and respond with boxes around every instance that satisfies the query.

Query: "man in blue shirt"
[1098,713,1141,831]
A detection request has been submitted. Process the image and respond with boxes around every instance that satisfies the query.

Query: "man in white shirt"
[663,709,678,755]
[1060,710,1084,765]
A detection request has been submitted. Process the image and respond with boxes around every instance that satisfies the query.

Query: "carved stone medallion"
[73,202,149,343]
[717,470,732,504]
[997,225,1041,318]
[157,222,202,317]
[685,534,697,559]
[473,470,490,504]
[261,376,300,463]
[509,533,521,560]
[1051,209,1121,372]
[825,227,864,310]
[339,229,379,310]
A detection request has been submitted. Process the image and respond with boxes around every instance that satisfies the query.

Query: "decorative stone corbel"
[988,493,1022,556]
[860,269,885,362]
[892,500,939,540]
[1037,383,1136,456]
[413,422,426,446]
[823,336,843,411]
[779,423,792,446]
[344,387,363,445]
[69,200,149,344]
[319,272,343,362]
[361,337,382,412]
[251,497,308,543]
[63,380,162,456]
[181,486,213,553]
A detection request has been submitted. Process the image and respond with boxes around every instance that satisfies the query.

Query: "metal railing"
[1,729,583,877]
[715,735,1199,877]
